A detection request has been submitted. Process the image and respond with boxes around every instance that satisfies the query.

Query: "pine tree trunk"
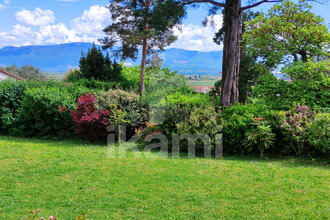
[220,0,242,108]
[140,38,147,96]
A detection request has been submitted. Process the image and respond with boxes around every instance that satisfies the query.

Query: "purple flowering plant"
[277,104,316,155]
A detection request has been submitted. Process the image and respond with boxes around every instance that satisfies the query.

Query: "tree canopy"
[243,0,330,68]
[5,65,46,81]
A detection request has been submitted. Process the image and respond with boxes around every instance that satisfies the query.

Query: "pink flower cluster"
[278,104,315,140]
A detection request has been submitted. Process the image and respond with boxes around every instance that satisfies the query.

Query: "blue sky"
[0,0,329,52]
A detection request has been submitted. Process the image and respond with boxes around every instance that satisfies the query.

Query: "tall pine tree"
[99,0,185,96]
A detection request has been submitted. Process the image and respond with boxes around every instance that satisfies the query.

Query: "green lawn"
[0,136,329,219]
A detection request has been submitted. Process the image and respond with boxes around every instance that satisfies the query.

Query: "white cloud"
[169,14,223,52]
[71,5,111,38]
[15,8,55,26]
[0,0,9,10]
[0,5,110,48]
[35,23,80,44]
[0,6,222,52]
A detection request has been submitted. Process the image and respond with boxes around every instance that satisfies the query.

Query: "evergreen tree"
[99,0,185,96]
[79,43,122,81]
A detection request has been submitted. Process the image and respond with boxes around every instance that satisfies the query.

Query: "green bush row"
[0,80,90,138]
[1,78,328,158]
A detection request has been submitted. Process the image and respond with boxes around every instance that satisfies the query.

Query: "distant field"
[187,79,218,93]
[187,81,217,86]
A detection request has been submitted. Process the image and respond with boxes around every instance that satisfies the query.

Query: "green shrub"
[307,113,330,155]
[244,117,276,158]
[146,92,213,138]
[73,78,119,91]
[95,89,148,131]
[64,68,82,82]
[12,83,88,138]
[0,80,26,133]
[221,103,276,155]
[166,91,212,107]
[252,74,330,110]
[176,106,221,153]
[0,80,66,135]
[121,65,151,92]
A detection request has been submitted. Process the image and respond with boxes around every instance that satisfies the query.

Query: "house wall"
[0,72,9,81]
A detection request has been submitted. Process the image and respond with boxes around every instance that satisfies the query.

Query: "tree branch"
[180,0,226,7]
[241,0,281,11]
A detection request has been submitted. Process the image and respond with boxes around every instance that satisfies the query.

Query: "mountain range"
[0,43,223,75]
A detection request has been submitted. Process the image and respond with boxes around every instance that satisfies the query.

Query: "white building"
[0,67,24,81]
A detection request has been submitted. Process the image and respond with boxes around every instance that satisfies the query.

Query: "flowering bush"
[70,92,109,142]
[277,104,316,156]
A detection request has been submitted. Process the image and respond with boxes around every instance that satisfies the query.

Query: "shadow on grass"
[222,155,329,168]
[1,135,329,168]
[0,135,105,148]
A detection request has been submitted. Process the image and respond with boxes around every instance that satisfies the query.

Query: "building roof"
[0,67,24,81]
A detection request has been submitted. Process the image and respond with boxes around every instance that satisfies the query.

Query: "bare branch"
[241,0,328,11]
[241,0,281,11]
[180,0,226,7]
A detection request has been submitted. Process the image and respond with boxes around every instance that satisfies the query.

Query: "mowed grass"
[0,136,329,219]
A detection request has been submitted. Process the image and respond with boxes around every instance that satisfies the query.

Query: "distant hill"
[0,43,223,75]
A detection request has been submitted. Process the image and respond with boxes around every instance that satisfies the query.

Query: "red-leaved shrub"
[71,92,109,142]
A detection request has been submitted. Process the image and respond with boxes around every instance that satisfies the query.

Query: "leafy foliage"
[95,89,148,137]
[6,65,47,81]
[282,59,330,82]
[176,106,221,153]
[252,74,330,110]
[239,56,269,103]
[221,103,275,155]
[277,104,316,156]
[0,80,26,133]
[243,0,330,67]
[141,68,191,106]
[245,117,276,158]
[307,113,330,155]
[79,43,122,81]
[13,83,87,138]
[71,92,110,142]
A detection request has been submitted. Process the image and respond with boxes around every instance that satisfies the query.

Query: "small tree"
[79,43,122,81]
[245,117,276,158]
